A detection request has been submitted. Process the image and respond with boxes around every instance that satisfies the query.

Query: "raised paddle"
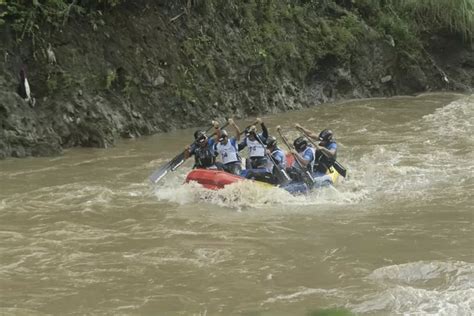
[150,118,263,184]
[297,129,347,178]
[149,121,224,184]
[170,120,231,172]
[276,126,315,187]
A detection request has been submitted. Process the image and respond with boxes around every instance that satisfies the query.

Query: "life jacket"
[245,138,265,158]
[265,148,286,173]
[292,146,315,173]
[314,141,337,173]
[215,139,240,165]
[194,145,216,168]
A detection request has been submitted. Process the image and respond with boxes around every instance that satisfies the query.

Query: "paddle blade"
[170,153,185,171]
[276,168,292,186]
[149,164,170,183]
[304,171,316,185]
[333,161,347,178]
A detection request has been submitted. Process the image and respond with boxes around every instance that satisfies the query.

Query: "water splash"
[352,261,474,315]
[152,171,365,209]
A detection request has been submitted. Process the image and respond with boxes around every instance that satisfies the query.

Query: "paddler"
[214,118,242,175]
[184,121,220,169]
[295,124,337,177]
[238,117,268,170]
[287,136,315,183]
[261,136,288,184]
[238,118,271,179]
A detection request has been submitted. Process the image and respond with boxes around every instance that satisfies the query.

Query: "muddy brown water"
[1,93,473,315]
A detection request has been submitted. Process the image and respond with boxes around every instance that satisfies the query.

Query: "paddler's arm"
[314,143,336,159]
[295,123,318,140]
[238,138,247,151]
[290,149,311,167]
[257,117,269,140]
[228,118,241,141]
[184,145,194,159]
[212,120,220,142]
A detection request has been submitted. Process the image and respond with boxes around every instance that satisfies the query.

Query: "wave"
[351,260,474,315]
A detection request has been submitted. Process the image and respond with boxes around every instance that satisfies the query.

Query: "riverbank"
[0,0,472,158]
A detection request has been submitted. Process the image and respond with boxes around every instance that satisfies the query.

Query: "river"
[1,93,473,315]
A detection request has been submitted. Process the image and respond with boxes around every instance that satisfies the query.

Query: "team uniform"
[238,122,269,171]
[189,138,218,169]
[257,147,287,185]
[286,145,315,184]
[314,141,337,176]
[240,136,267,169]
[215,137,242,175]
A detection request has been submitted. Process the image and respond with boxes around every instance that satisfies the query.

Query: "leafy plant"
[0,0,126,42]
[398,0,473,41]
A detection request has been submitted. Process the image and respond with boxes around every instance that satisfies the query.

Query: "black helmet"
[218,129,228,141]
[319,129,333,142]
[245,125,257,137]
[194,130,206,140]
[266,136,277,148]
[293,137,308,151]
[194,130,207,144]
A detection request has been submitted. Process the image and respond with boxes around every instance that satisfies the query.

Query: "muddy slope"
[0,0,472,158]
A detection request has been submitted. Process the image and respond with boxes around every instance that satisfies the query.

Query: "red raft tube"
[185,154,299,190]
[185,169,245,190]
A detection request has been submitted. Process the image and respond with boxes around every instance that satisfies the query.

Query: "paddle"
[297,129,347,178]
[252,131,291,186]
[276,126,315,187]
[149,121,226,184]
[236,120,261,137]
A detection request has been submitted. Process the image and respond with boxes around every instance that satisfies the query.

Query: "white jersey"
[246,138,265,158]
[215,139,239,164]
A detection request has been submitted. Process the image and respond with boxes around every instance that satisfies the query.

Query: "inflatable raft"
[185,155,340,194]
[185,169,246,190]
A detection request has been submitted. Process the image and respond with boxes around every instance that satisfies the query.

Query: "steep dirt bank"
[0,0,472,159]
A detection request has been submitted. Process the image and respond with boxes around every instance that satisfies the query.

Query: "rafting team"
[183,118,338,187]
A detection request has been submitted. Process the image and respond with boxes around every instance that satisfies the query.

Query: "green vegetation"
[171,0,472,103]
[352,0,473,42]
[1,0,471,119]
[175,0,367,105]
[0,0,125,41]
[399,0,473,41]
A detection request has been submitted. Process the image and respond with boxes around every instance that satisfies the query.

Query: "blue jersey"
[272,149,286,168]
[266,148,286,173]
[326,142,337,151]
[292,147,314,172]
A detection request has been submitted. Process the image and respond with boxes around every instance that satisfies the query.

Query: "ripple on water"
[351,260,474,315]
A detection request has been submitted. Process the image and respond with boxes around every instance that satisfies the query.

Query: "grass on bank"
[355,0,473,42]
[400,0,474,41]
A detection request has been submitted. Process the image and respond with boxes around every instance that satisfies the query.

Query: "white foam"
[261,287,338,305]
[153,172,365,210]
[352,261,474,315]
